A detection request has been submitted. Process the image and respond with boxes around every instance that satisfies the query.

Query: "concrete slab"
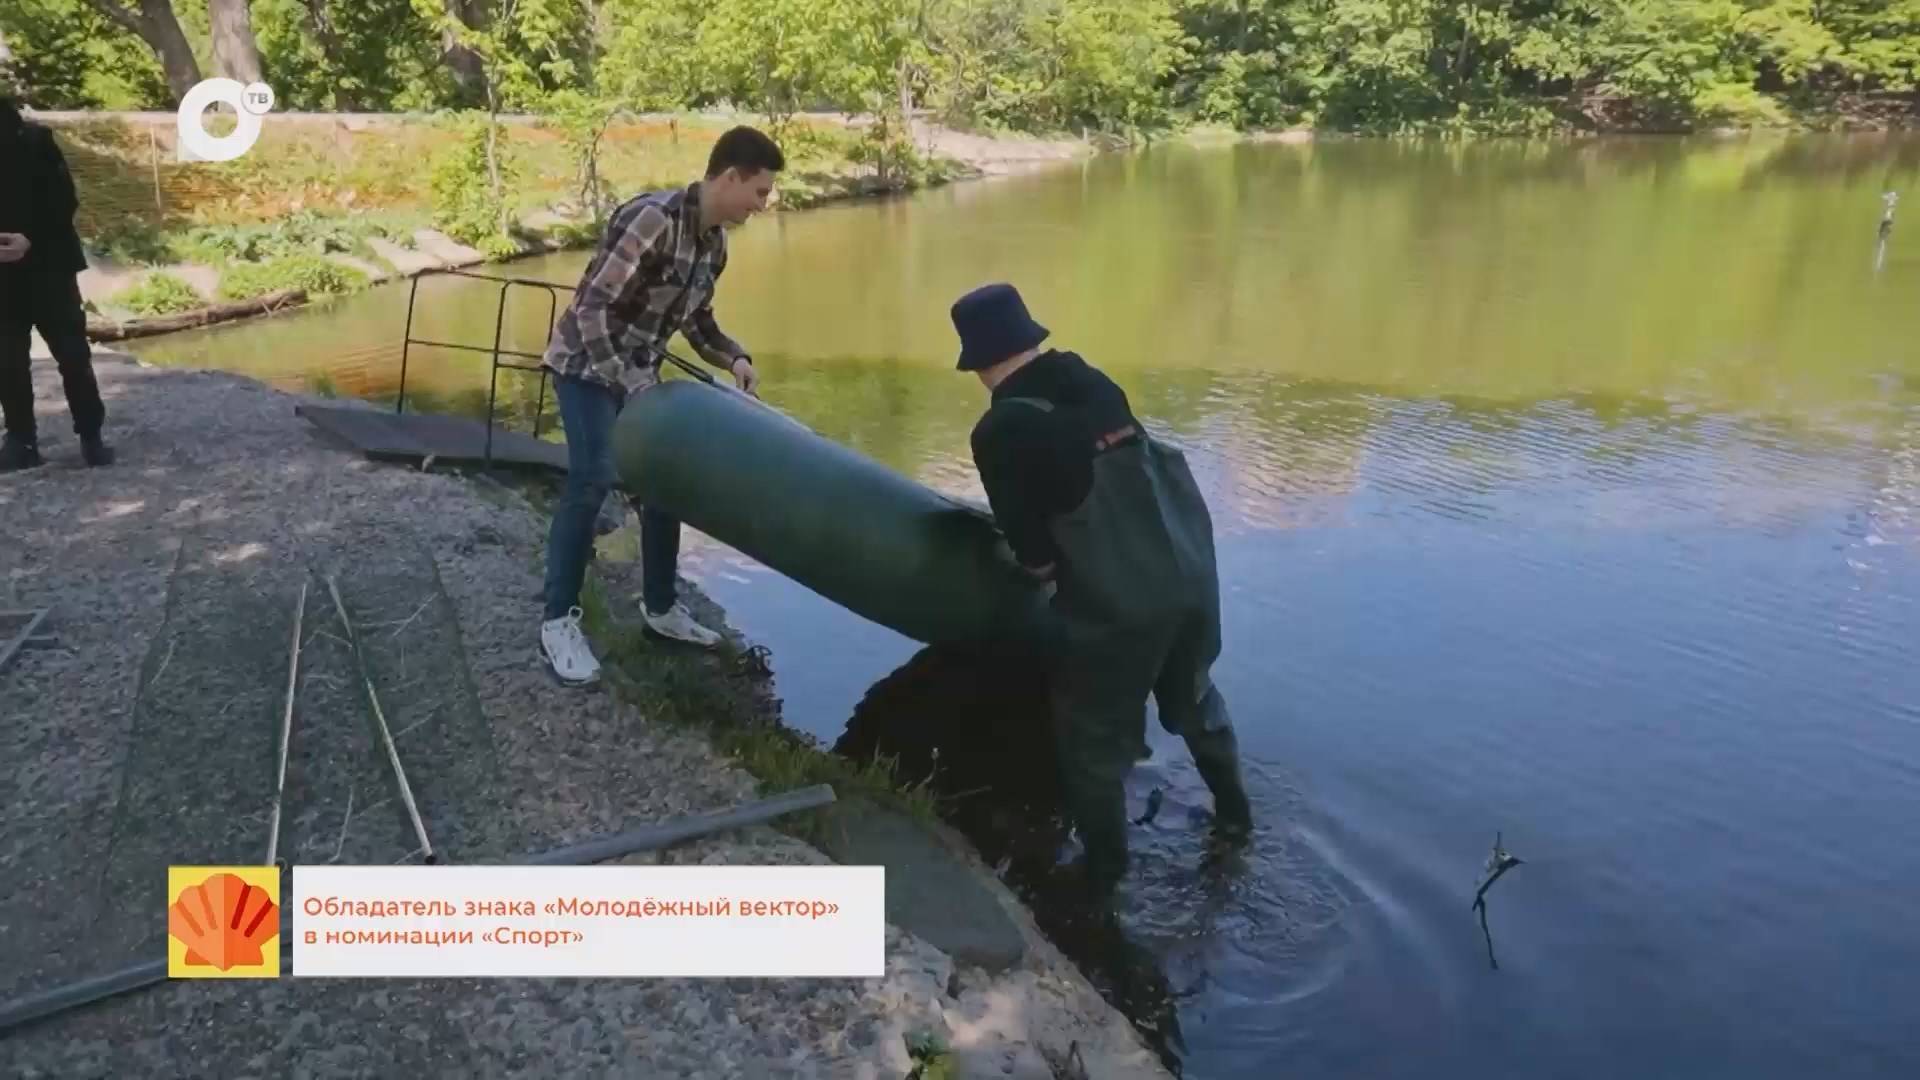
[522,210,576,232]
[816,800,1027,974]
[412,229,485,268]
[326,252,391,284]
[366,236,442,277]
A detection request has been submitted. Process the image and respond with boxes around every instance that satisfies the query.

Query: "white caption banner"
[292,865,885,978]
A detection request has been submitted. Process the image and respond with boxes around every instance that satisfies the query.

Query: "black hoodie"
[968,349,1144,572]
[0,102,88,276]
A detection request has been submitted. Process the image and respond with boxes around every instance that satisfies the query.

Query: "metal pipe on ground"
[266,583,309,867]
[0,783,836,1037]
[326,575,436,865]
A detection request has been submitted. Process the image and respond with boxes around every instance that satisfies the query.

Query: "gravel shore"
[0,356,1170,1078]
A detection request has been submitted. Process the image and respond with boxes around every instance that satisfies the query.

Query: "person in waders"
[952,283,1254,895]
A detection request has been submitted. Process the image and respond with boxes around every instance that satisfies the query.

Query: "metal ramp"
[294,403,568,472]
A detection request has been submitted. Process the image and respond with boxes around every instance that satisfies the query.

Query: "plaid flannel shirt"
[542,182,748,397]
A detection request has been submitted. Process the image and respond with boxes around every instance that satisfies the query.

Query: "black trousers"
[0,271,105,443]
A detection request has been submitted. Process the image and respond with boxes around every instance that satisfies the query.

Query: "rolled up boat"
[611,378,1054,651]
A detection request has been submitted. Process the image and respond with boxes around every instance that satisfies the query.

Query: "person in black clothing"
[952,282,1253,895]
[0,94,111,471]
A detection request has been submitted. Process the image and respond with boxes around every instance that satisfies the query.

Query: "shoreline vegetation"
[31,110,1091,342]
[8,0,1919,339]
[33,94,1920,345]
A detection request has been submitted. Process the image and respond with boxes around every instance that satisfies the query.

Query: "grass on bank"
[498,511,948,848]
[216,253,370,301]
[59,112,957,272]
[112,271,204,315]
[576,573,943,844]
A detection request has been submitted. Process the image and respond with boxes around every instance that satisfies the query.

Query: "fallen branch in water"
[1472,831,1525,971]
[86,288,308,341]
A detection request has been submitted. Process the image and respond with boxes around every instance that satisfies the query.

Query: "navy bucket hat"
[950,283,1049,372]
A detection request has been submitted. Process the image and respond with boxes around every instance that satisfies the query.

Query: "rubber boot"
[0,435,42,472]
[1185,726,1253,835]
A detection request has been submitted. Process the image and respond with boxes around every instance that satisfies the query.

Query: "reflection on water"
[128,135,1920,1079]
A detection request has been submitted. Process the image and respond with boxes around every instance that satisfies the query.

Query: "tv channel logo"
[176,78,276,163]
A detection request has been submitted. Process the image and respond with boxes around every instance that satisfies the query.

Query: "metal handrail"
[395,265,757,468]
[397,267,569,467]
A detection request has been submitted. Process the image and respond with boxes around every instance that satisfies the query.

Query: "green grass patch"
[573,572,943,846]
[113,272,203,315]
[217,254,370,301]
[92,220,179,266]
[905,1032,960,1080]
[61,113,962,273]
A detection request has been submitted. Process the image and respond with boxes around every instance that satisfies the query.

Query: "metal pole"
[265,584,309,866]
[526,783,836,866]
[0,607,50,678]
[484,280,510,469]
[397,275,421,414]
[0,785,836,1035]
[326,575,435,865]
[534,288,558,439]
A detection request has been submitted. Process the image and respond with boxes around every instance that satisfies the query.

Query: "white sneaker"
[540,607,602,685]
[642,602,722,648]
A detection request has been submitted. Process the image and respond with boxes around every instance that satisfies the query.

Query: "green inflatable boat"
[611,378,1056,651]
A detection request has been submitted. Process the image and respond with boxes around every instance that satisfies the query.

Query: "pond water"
[136,134,1920,1079]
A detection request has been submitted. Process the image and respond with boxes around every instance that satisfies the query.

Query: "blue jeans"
[543,374,682,621]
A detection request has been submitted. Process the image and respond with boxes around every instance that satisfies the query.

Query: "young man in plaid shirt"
[539,126,782,686]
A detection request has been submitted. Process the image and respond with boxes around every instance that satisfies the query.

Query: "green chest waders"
[1004,400,1254,892]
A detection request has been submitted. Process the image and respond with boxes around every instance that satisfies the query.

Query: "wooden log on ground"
[85,288,308,341]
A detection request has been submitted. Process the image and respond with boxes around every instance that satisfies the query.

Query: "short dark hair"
[705,126,785,179]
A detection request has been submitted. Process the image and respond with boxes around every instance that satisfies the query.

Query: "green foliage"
[696,0,869,138]
[115,272,204,316]
[572,573,944,834]
[543,88,624,221]
[0,0,168,109]
[603,0,715,110]
[176,211,368,264]
[915,0,1185,137]
[0,0,96,107]
[429,111,521,252]
[217,254,370,300]
[24,0,1920,144]
[252,0,448,111]
[904,1030,959,1080]
[93,220,179,266]
[1158,0,1920,133]
[845,115,932,186]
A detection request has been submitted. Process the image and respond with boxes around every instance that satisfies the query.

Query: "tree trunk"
[88,288,309,340]
[299,1,359,110]
[485,81,506,239]
[897,56,914,124]
[87,0,204,103]
[208,0,265,84]
[442,0,487,101]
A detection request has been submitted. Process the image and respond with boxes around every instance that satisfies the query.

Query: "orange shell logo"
[167,867,282,978]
